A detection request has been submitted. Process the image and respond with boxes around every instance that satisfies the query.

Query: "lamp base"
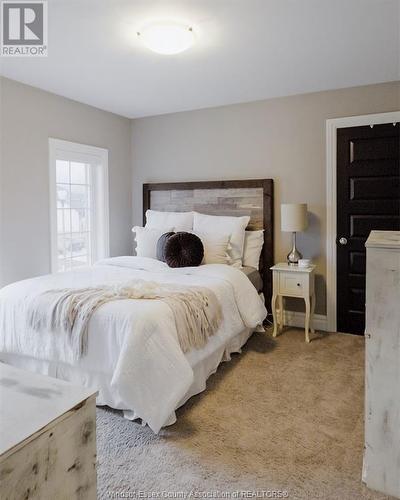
[286,232,303,265]
[287,248,303,266]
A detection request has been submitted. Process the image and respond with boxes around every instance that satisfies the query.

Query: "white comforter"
[0,257,266,432]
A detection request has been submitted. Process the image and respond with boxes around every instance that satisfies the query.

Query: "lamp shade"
[281,203,308,232]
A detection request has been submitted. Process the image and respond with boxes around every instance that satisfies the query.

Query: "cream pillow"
[193,212,250,267]
[145,210,194,232]
[194,231,231,265]
[132,226,173,259]
[243,230,264,269]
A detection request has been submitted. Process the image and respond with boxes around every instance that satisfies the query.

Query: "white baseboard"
[278,309,328,332]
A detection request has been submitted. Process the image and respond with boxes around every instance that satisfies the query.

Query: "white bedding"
[0,257,267,432]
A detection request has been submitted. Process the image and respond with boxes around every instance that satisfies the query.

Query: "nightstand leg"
[310,293,315,334]
[304,296,311,343]
[271,293,279,337]
[278,295,284,333]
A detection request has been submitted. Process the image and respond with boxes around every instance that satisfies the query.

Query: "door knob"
[339,237,348,245]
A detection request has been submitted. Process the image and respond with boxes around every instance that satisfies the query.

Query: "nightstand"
[270,263,316,343]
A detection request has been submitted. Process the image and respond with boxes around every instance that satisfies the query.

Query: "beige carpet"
[97,329,391,499]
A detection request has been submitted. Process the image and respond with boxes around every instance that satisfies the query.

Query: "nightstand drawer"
[279,272,308,296]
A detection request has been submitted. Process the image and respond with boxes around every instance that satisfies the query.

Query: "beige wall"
[1,78,399,315]
[131,82,400,315]
[0,77,132,286]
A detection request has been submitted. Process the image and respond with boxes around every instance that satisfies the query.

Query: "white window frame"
[49,138,110,272]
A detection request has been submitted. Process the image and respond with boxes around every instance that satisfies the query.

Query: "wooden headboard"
[143,179,274,307]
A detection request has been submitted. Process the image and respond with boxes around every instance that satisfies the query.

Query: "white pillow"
[132,226,173,259]
[145,210,194,232]
[243,230,264,269]
[195,231,231,265]
[193,212,250,267]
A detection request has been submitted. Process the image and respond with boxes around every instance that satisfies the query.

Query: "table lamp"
[281,203,308,265]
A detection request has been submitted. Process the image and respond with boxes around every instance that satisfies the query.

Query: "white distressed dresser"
[0,363,97,500]
[363,230,400,498]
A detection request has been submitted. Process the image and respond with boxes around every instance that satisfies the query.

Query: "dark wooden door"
[337,123,400,334]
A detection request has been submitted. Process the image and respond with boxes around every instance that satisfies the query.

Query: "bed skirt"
[0,327,254,428]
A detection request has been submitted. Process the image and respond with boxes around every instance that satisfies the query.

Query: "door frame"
[326,111,400,332]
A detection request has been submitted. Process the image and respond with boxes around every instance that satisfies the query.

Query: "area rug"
[96,329,390,499]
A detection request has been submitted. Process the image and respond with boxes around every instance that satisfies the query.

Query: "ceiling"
[1,0,399,118]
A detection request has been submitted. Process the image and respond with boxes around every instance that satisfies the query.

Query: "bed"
[0,179,274,433]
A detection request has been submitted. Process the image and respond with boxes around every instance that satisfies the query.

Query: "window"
[49,139,109,272]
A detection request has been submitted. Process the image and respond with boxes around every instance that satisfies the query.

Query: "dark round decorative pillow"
[164,232,204,268]
[156,232,175,262]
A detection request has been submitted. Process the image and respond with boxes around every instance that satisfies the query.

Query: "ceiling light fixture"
[137,22,195,55]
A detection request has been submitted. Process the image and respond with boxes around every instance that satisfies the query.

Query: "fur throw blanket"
[27,280,222,359]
